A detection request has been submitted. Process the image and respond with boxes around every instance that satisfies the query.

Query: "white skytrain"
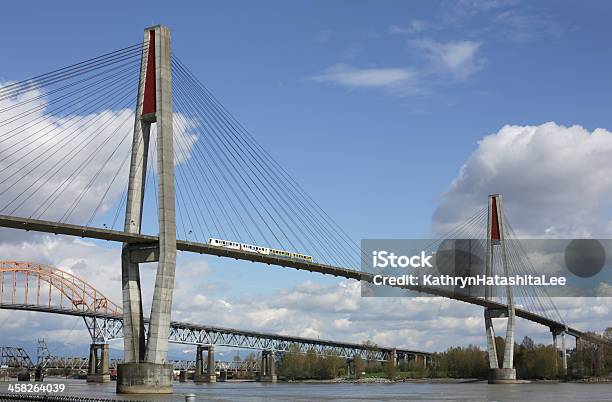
[208,238,313,262]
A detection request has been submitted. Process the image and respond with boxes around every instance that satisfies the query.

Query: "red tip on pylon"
[142,30,156,116]
[490,196,501,241]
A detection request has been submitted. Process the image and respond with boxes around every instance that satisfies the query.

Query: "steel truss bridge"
[0,261,428,362]
[1,348,257,372]
[0,347,34,368]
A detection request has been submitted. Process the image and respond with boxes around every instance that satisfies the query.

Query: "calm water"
[4,379,610,402]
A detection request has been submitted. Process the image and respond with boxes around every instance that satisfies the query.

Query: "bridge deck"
[0,214,592,341]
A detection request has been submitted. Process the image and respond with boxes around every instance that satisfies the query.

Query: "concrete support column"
[207,346,216,383]
[87,344,110,383]
[390,348,397,368]
[117,24,175,395]
[145,23,177,366]
[194,346,215,383]
[195,346,203,377]
[178,370,187,383]
[576,336,582,376]
[88,344,96,376]
[260,351,267,378]
[502,307,515,370]
[260,351,277,382]
[268,352,276,380]
[101,344,109,377]
[484,309,499,369]
[552,331,558,375]
[562,331,568,375]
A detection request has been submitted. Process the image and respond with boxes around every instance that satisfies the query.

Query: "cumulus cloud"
[0,82,197,226]
[433,122,612,237]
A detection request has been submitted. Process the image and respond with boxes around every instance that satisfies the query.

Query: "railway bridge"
[0,261,430,383]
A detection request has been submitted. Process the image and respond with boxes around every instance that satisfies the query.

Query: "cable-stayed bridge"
[0,25,608,392]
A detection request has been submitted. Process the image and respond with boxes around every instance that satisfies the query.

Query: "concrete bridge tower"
[483,194,517,383]
[117,25,177,394]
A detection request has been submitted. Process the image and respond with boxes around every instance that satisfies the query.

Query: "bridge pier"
[421,354,428,368]
[562,331,568,375]
[178,370,187,383]
[87,344,110,383]
[388,348,397,368]
[346,358,353,377]
[34,366,44,382]
[259,351,277,382]
[194,345,216,383]
[552,330,558,374]
[117,24,177,395]
[484,195,517,384]
[576,335,582,376]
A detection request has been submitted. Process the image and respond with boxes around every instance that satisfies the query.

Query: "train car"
[208,238,240,250]
[209,238,313,262]
[269,248,292,258]
[290,252,313,262]
[240,243,270,255]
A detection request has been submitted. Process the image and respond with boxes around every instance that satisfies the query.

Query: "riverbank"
[285,376,612,384]
[286,377,485,384]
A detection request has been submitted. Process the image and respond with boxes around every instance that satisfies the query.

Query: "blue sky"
[1,0,611,358]
[1,1,610,238]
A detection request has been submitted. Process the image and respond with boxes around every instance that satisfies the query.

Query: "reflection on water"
[4,379,612,402]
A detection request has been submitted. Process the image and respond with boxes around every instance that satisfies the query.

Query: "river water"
[10,379,609,402]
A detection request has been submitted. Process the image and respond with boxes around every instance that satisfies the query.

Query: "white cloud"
[410,39,484,80]
[452,0,517,17]
[433,122,612,238]
[310,64,417,92]
[494,10,561,43]
[0,82,198,225]
[389,20,430,34]
[310,38,484,96]
[333,318,351,330]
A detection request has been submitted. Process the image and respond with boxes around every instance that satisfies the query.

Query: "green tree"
[278,344,304,380]
[384,361,397,379]
[438,345,488,378]
[353,355,365,378]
